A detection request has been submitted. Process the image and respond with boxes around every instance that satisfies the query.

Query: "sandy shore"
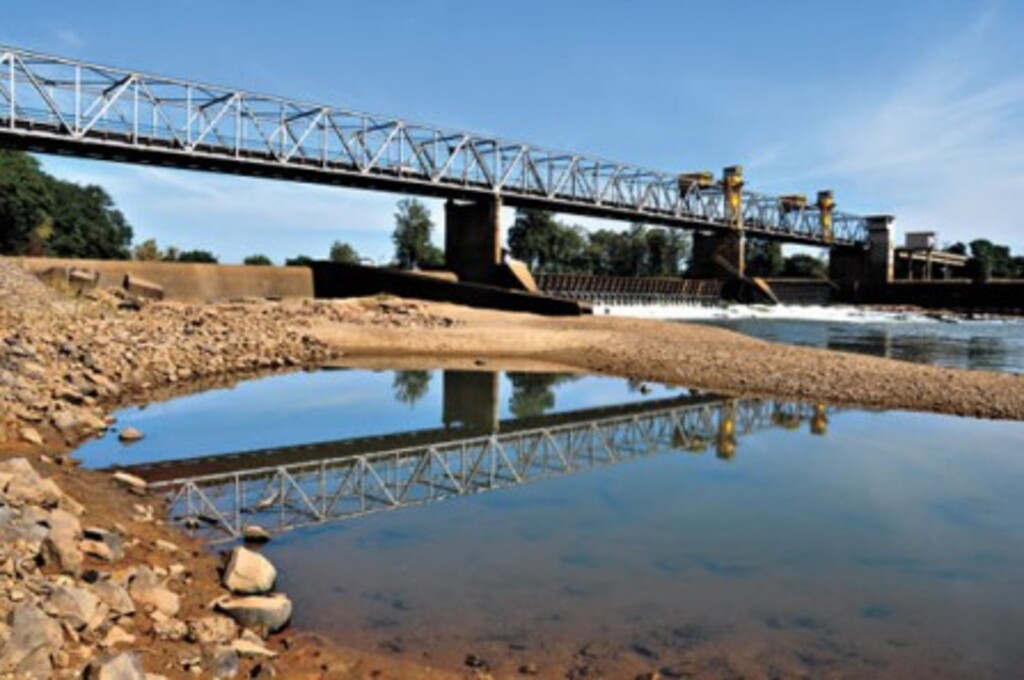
[311,302,1024,421]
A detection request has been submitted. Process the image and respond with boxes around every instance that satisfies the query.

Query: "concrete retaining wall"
[851,281,1024,312]
[12,257,313,302]
[311,261,588,316]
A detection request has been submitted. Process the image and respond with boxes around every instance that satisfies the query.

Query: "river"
[73,320,1024,679]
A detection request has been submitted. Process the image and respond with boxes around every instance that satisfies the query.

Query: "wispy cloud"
[773,8,1024,248]
[55,28,83,48]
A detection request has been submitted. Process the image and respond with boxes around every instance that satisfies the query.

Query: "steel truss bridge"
[0,45,867,246]
[141,395,831,541]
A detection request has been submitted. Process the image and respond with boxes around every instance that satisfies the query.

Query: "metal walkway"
[0,45,866,245]
[151,396,830,541]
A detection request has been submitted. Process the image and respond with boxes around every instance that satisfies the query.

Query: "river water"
[699,317,1024,374]
[73,324,1024,679]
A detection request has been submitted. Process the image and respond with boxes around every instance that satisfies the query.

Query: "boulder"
[215,594,292,633]
[20,427,43,445]
[100,624,136,648]
[0,458,64,507]
[187,615,238,645]
[230,638,278,659]
[128,566,180,617]
[92,580,136,618]
[83,526,125,562]
[0,603,63,678]
[87,651,146,680]
[40,512,84,577]
[47,584,104,631]
[206,646,240,679]
[223,547,277,595]
[242,525,271,544]
[112,471,147,494]
[118,426,144,443]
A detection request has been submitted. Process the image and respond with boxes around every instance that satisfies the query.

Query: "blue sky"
[2,0,1022,262]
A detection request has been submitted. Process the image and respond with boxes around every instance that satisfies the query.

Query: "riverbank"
[2,257,1023,677]
[309,303,1024,421]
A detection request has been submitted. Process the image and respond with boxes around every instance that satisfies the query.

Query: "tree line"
[0,150,133,259]
[4,149,1022,279]
[945,240,1024,280]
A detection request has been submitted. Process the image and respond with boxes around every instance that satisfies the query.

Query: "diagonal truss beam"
[0,44,870,245]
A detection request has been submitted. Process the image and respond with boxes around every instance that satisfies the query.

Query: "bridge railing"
[0,46,867,245]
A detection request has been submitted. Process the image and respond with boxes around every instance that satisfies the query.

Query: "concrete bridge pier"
[829,215,894,297]
[690,229,746,278]
[444,197,502,285]
[442,370,500,434]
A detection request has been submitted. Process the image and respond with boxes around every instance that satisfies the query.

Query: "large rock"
[83,526,125,562]
[87,651,146,679]
[206,646,240,679]
[223,546,277,595]
[93,580,136,618]
[112,471,147,494]
[40,510,84,576]
[187,615,238,645]
[215,594,293,633]
[47,584,104,631]
[118,426,144,443]
[0,603,64,678]
[0,458,63,507]
[128,566,180,617]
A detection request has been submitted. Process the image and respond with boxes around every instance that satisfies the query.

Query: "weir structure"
[115,374,833,541]
[0,45,888,289]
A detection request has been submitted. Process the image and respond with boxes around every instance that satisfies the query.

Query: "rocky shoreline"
[0,457,292,678]
[1,258,464,679]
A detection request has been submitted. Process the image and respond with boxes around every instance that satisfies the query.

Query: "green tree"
[393,370,431,406]
[0,150,53,255]
[0,151,133,259]
[782,253,827,278]
[174,249,219,264]
[392,198,442,269]
[746,238,784,277]
[133,238,164,261]
[45,180,133,259]
[329,241,360,264]
[969,239,1014,279]
[286,255,315,267]
[243,254,273,266]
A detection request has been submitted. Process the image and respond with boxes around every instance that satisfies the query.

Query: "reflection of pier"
[147,388,831,541]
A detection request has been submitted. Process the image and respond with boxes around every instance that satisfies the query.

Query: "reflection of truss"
[0,45,866,245]
[154,398,829,541]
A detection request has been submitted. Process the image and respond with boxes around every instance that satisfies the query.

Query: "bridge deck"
[0,45,867,246]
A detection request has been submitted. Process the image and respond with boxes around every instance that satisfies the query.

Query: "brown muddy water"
[76,366,1024,679]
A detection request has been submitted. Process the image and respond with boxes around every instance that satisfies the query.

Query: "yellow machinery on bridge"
[817,190,835,242]
[779,194,807,214]
[722,166,744,228]
[678,171,715,192]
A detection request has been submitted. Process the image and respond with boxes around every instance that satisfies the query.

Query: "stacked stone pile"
[1,257,457,446]
[0,458,290,678]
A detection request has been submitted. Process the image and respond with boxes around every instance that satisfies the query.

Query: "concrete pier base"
[690,230,746,278]
[829,216,894,298]
[444,197,501,285]
[443,371,500,433]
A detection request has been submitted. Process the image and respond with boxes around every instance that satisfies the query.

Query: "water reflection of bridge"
[133,372,830,540]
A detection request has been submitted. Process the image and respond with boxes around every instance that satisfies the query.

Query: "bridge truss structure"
[0,45,867,246]
[150,397,830,541]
